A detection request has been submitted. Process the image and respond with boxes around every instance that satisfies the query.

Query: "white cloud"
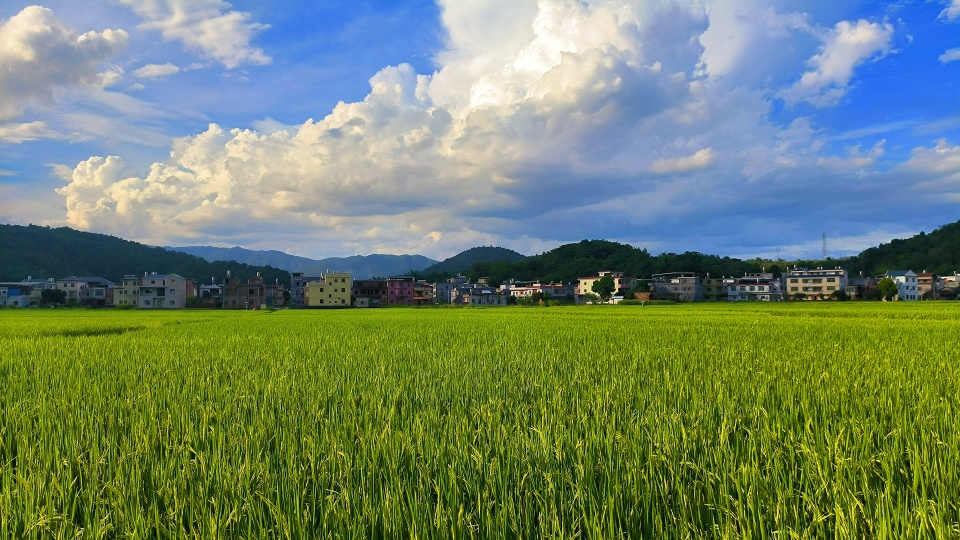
[0,121,59,143]
[52,0,958,259]
[940,48,960,63]
[698,1,813,82]
[0,6,128,122]
[940,0,960,21]
[134,62,181,79]
[905,139,960,174]
[781,19,893,107]
[651,148,715,174]
[0,169,16,177]
[816,139,885,170]
[118,0,270,69]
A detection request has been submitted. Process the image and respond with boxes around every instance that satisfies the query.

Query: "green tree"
[591,275,616,301]
[40,288,67,306]
[878,277,899,301]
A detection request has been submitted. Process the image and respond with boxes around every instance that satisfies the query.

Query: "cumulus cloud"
[0,6,128,122]
[54,0,951,258]
[781,19,893,107]
[134,62,181,79]
[118,0,270,68]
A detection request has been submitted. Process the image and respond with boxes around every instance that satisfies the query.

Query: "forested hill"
[848,220,960,277]
[423,246,527,275]
[0,224,289,284]
[458,240,762,285]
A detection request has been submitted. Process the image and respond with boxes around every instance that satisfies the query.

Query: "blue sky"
[1,0,959,261]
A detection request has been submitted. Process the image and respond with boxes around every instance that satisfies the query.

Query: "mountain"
[169,245,437,279]
[423,246,527,275]
[0,224,289,284]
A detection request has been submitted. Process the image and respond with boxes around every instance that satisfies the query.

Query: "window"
[827,278,836,282]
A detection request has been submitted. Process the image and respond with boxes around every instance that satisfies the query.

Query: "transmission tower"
[822,233,827,261]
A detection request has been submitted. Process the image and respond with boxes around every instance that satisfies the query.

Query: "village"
[2,266,957,309]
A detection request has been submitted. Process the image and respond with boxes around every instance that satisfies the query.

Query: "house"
[503,280,574,300]
[386,276,415,305]
[577,271,637,300]
[459,286,509,306]
[223,272,267,309]
[0,278,57,307]
[725,272,784,301]
[56,276,113,306]
[137,273,193,309]
[352,279,387,307]
[885,270,919,301]
[195,279,224,307]
[783,267,847,299]
[413,280,435,306]
[290,272,322,307]
[650,272,703,302]
[702,275,732,301]
[916,272,942,300]
[305,272,351,307]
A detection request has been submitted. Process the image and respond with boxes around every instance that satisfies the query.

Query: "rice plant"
[0,303,958,538]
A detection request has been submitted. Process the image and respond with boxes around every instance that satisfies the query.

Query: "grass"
[0,303,958,538]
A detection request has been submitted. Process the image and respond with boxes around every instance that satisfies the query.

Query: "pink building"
[386,276,415,305]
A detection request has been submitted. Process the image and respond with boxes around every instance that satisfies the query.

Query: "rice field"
[1,303,958,538]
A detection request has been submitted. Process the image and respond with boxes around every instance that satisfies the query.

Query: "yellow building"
[304,272,352,307]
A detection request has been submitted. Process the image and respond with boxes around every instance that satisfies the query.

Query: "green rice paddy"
[1,303,958,538]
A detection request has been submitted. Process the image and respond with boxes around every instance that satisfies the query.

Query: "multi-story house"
[387,276,415,306]
[702,275,732,301]
[223,272,266,309]
[56,276,113,306]
[0,278,57,307]
[577,271,637,299]
[138,273,193,309]
[352,279,387,307]
[457,285,509,306]
[650,272,703,302]
[305,272,351,307]
[503,280,575,300]
[413,280,435,306]
[916,272,939,300]
[725,272,784,301]
[195,279,224,307]
[116,275,140,307]
[885,270,919,301]
[290,272,322,307]
[783,267,847,299]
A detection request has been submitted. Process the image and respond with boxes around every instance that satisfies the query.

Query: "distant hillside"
[850,220,960,277]
[170,245,437,279]
[0,224,289,284]
[472,240,760,285]
[423,246,527,275]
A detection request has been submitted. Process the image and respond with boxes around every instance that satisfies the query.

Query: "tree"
[830,289,849,301]
[591,275,616,302]
[878,277,899,301]
[40,288,66,306]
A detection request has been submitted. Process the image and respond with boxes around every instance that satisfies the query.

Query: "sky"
[1,0,959,261]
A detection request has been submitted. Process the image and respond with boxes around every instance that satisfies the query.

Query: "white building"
[726,273,784,301]
[885,270,919,301]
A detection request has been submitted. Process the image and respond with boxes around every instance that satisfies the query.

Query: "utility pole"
[822,233,828,261]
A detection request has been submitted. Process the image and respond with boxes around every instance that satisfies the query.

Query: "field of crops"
[1,303,958,537]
